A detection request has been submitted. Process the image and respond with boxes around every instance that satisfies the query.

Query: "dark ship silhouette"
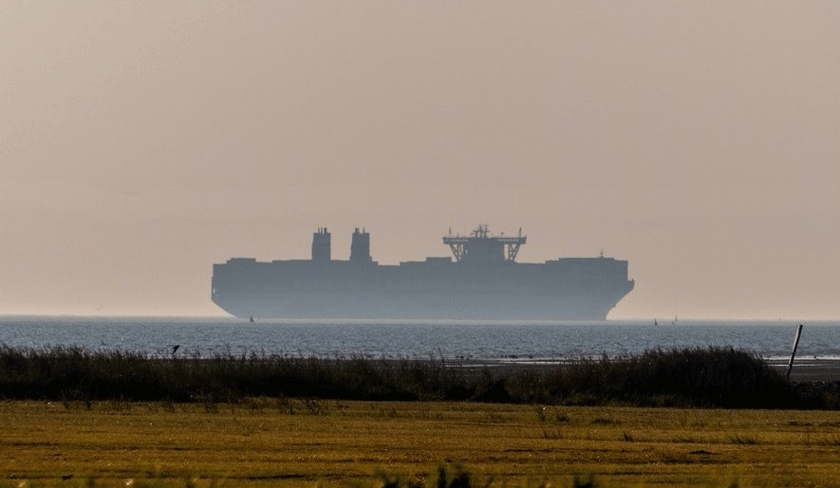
[211,225,634,320]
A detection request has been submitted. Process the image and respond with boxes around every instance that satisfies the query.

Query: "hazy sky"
[2,2,839,319]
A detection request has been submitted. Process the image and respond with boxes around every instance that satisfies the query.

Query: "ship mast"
[443,224,527,263]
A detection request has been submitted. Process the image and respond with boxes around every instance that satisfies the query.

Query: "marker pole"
[786,324,804,380]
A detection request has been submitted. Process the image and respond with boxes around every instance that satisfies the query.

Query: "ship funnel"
[350,227,372,263]
[311,227,331,262]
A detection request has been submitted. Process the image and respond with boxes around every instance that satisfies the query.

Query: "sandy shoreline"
[768,358,840,382]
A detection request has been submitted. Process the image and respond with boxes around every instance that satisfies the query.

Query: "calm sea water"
[0,316,838,362]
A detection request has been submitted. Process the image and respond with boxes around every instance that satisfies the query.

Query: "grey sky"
[2,2,838,318]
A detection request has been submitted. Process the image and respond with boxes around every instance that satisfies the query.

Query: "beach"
[773,358,840,382]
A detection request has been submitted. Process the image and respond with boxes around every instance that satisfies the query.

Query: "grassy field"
[6,346,831,409]
[2,400,840,487]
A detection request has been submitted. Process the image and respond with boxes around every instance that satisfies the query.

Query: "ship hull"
[212,291,626,320]
[211,258,634,321]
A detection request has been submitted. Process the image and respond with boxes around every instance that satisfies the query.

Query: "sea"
[0,316,838,363]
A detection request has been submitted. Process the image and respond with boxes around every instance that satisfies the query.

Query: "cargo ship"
[211,225,634,320]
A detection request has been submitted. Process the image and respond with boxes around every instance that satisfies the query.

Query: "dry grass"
[2,400,840,487]
[2,346,816,409]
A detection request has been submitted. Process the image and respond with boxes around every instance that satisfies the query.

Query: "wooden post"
[786,324,804,380]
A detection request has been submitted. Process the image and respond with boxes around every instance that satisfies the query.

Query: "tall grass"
[512,347,799,408]
[0,344,833,408]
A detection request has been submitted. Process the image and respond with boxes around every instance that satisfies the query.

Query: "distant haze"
[2,2,838,319]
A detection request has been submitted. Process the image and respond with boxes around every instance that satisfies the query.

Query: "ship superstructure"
[211,225,634,320]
